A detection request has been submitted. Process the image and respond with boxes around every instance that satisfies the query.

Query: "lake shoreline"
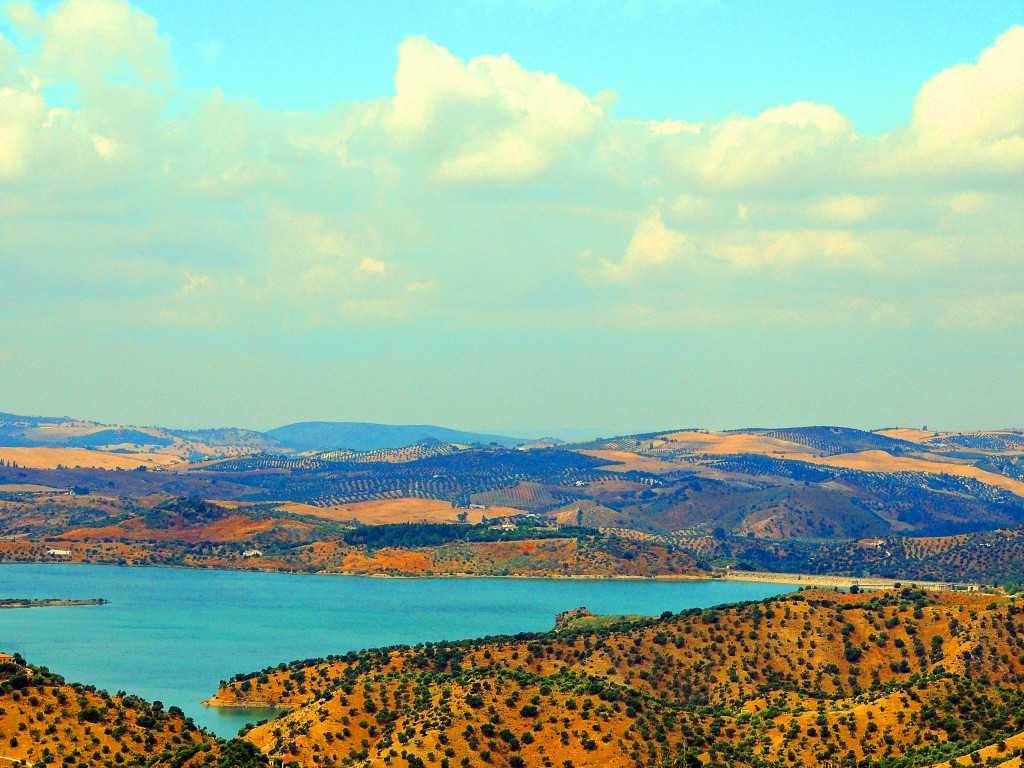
[0,563,799,737]
[0,560,984,592]
[0,558,709,581]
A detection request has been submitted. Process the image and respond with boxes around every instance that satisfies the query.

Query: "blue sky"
[121,0,1021,134]
[1,0,1022,435]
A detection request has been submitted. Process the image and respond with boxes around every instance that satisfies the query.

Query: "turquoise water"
[0,565,795,736]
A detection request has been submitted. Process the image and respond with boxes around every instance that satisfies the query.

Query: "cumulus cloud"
[356,257,387,277]
[0,85,45,179]
[599,209,691,281]
[385,36,606,183]
[15,0,173,89]
[0,1,1021,341]
[708,229,869,272]
[664,101,857,192]
[912,26,1024,164]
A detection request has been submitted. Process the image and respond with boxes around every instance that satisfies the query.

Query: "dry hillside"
[0,493,699,578]
[0,655,266,768]
[208,588,1024,768]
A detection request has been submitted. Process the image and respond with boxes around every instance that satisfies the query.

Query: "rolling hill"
[0,655,265,768]
[205,586,1024,768]
[0,412,283,461]
[0,412,533,458]
[4,414,1024,582]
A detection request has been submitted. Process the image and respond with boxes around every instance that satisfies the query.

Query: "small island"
[0,598,108,609]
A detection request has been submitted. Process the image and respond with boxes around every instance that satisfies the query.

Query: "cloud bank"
[1,1,1021,335]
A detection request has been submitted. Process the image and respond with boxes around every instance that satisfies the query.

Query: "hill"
[0,491,699,577]
[206,586,1024,768]
[264,422,531,452]
[5,417,1024,583]
[0,412,284,462]
[0,654,266,768]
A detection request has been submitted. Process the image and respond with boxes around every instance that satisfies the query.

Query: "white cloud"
[180,271,212,295]
[946,191,993,215]
[599,209,690,281]
[684,101,856,191]
[264,208,372,298]
[629,118,701,136]
[90,133,119,160]
[910,25,1024,173]
[805,195,884,227]
[0,85,45,179]
[2,2,41,32]
[25,0,173,89]
[938,293,1024,329]
[708,229,869,272]
[356,257,387,277]
[385,36,606,183]
[913,26,1024,144]
[0,2,1021,341]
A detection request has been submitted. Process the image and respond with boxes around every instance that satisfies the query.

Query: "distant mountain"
[264,421,530,452]
[0,412,66,428]
[0,412,283,460]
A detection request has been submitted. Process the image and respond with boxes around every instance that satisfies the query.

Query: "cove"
[0,564,796,736]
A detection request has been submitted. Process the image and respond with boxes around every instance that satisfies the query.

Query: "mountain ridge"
[264,420,531,452]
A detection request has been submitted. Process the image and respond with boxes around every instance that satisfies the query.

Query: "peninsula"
[0,597,108,609]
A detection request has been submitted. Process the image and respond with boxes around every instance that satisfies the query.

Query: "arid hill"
[0,412,283,463]
[5,419,1024,583]
[208,587,1024,768]
[4,486,1024,584]
[0,493,700,577]
[0,655,265,768]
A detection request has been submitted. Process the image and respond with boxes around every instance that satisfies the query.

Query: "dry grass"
[276,498,520,525]
[876,428,938,443]
[575,449,682,473]
[661,430,822,457]
[0,447,180,470]
[0,670,218,767]
[550,499,624,526]
[58,515,289,544]
[930,729,1024,767]
[288,535,697,578]
[208,588,1024,768]
[804,450,1024,497]
[0,483,60,492]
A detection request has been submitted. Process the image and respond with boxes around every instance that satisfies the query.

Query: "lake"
[0,564,796,736]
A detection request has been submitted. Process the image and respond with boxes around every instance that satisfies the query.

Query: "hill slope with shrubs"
[0,656,265,768]
[207,587,1024,768]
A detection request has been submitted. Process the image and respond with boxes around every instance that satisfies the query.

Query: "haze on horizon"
[1,0,1022,436]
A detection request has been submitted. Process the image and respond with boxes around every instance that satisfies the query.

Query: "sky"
[0,0,1022,436]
